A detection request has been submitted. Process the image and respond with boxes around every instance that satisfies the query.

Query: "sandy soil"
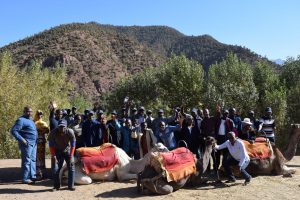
[0,157,299,200]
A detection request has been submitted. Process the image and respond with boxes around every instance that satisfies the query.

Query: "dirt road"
[0,157,299,200]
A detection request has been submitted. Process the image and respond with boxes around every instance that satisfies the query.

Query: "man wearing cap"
[248,110,259,132]
[107,110,122,147]
[145,110,154,130]
[82,110,100,147]
[11,106,38,184]
[258,107,276,143]
[130,107,138,123]
[69,114,83,149]
[229,108,242,137]
[64,108,74,126]
[119,107,129,127]
[214,132,252,185]
[135,106,146,126]
[152,109,176,134]
[48,119,76,191]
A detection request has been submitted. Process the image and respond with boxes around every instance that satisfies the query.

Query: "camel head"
[283,123,300,161]
[204,136,216,147]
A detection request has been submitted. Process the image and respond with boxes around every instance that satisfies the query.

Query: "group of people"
[10,103,276,190]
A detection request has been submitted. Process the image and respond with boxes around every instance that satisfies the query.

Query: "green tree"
[105,55,205,112]
[205,53,258,114]
[158,55,205,108]
[253,60,287,147]
[0,52,72,158]
[281,56,300,123]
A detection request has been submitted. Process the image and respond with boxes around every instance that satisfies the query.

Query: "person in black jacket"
[180,115,201,158]
[214,108,234,171]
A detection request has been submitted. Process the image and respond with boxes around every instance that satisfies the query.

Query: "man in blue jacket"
[11,106,38,184]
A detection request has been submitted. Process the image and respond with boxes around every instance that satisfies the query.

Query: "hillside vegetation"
[0,22,276,99]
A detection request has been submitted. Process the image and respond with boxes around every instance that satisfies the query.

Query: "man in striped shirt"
[258,107,276,143]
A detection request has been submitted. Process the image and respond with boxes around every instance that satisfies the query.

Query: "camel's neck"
[129,154,150,174]
[283,127,300,161]
[200,145,213,173]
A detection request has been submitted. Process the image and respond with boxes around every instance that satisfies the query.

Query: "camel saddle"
[76,143,118,174]
[149,147,196,182]
[243,137,272,160]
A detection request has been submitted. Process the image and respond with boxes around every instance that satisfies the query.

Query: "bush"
[0,52,72,158]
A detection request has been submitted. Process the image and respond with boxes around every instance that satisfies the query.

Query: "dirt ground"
[0,157,299,200]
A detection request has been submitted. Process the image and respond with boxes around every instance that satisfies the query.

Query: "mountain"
[272,59,285,65]
[0,22,277,99]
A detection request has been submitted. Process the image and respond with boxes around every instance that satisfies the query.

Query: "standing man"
[82,110,99,147]
[214,132,252,185]
[229,108,242,136]
[145,110,154,130]
[214,108,234,171]
[107,110,122,147]
[48,120,76,191]
[138,122,157,158]
[11,106,38,184]
[258,107,276,143]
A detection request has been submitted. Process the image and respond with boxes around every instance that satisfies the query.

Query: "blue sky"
[0,0,299,60]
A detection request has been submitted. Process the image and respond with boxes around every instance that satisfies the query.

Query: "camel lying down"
[138,137,216,195]
[138,124,300,195]
[59,143,169,185]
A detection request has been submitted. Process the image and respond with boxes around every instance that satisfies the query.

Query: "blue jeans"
[223,155,251,181]
[52,152,75,189]
[19,142,37,182]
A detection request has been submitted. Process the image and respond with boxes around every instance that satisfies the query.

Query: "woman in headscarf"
[34,110,50,179]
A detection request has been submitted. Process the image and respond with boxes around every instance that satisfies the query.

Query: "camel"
[59,143,169,185]
[138,124,300,194]
[137,136,216,195]
[246,123,300,176]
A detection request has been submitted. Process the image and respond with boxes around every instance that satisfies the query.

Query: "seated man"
[240,118,256,143]
[214,132,252,185]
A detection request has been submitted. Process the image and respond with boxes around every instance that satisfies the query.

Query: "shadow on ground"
[95,185,140,198]
[0,188,52,194]
[0,167,52,187]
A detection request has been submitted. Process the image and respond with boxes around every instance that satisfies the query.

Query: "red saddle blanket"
[76,143,118,174]
[153,147,196,182]
[243,139,272,160]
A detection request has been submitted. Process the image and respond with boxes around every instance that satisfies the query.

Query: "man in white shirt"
[214,132,252,185]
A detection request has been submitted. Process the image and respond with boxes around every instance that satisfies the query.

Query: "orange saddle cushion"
[243,139,272,160]
[76,143,118,174]
[157,147,196,182]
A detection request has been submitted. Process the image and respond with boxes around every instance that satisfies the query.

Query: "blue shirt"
[156,125,180,150]
[11,116,37,144]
